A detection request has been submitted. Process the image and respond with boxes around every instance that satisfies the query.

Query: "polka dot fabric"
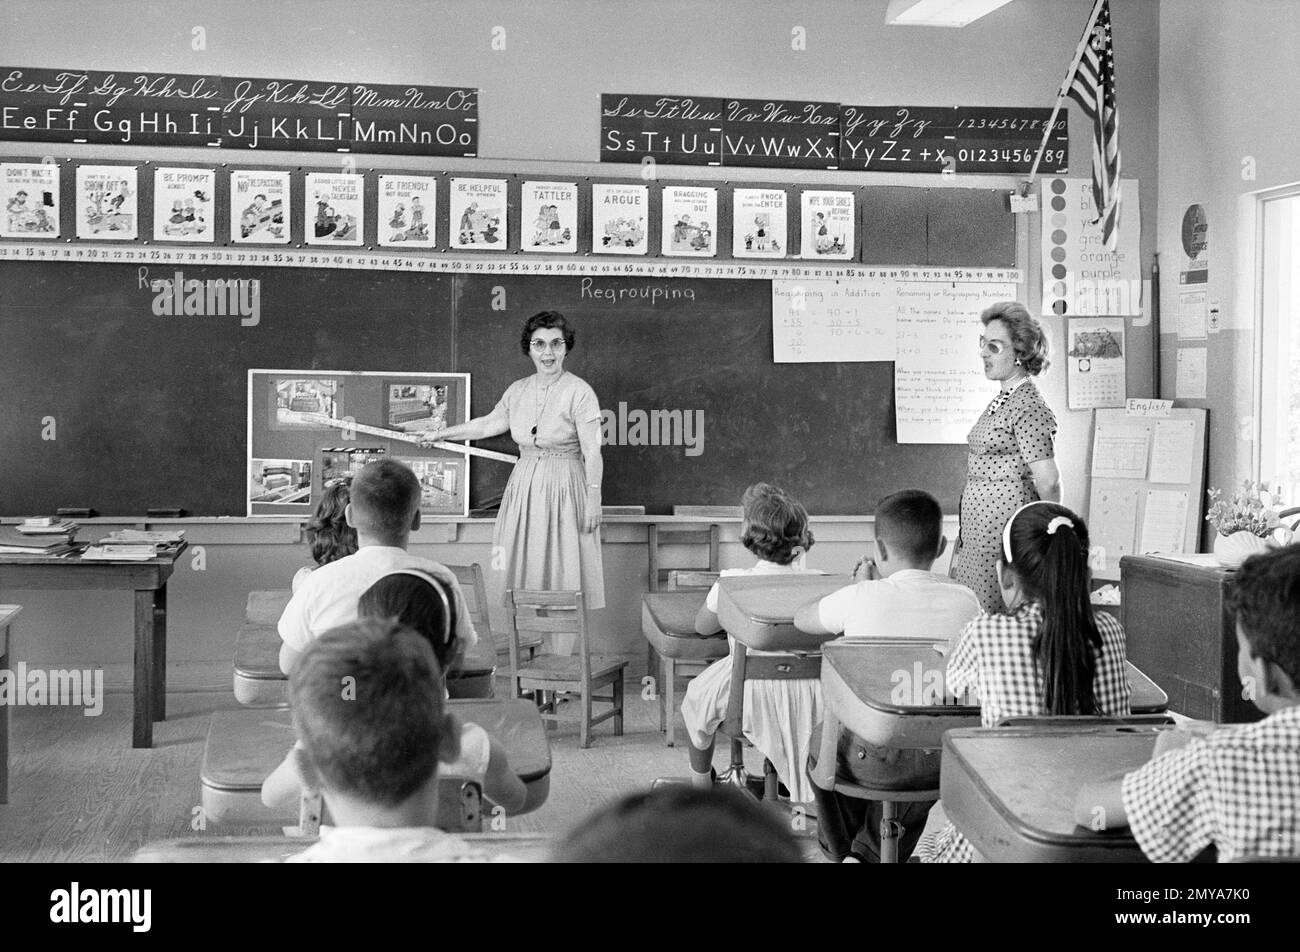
[953,380,1057,612]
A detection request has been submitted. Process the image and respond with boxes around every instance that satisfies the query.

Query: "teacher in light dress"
[951,301,1060,612]
[427,311,605,608]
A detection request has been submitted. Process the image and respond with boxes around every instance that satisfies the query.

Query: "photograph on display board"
[732,188,786,258]
[449,177,507,249]
[0,162,59,238]
[520,180,577,253]
[378,175,436,248]
[592,183,648,254]
[248,458,313,511]
[800,190,854,259]
[248,370,471,517]
[270,378,342,430]
[75,165,137,239]
[152,167,215,242]
[305,172,364,246]
[661,185,716,257]
[230,169,290,244]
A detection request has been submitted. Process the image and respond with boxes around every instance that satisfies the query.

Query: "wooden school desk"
[941,724,1162,862]
[714,575,853,652]
[0,544,187,748]
[0,604,19,803]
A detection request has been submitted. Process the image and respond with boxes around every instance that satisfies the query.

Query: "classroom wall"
[1156,1,1300,525]
[0,0,1162,674]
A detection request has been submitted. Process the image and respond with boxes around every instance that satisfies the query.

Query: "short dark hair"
[740,482,814,565]
[1228,543,1300,686]
[981,301,1050,375]
[349,460,421,538]
[358,571,460,669]
[289,617,448,807]
[552,785,804,863]
[874,489,943,563]
[306,480,358,567]
[520,310,576,356]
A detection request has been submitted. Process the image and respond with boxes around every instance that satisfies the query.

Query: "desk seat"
[233,623,497,706]
[941,725,1161,862]
[132,832,553,863]
[246,590,292,626]
[641,592,724,660]
[200,700,552,825]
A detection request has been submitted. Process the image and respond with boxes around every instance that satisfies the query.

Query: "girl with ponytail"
[920,501,1131,862]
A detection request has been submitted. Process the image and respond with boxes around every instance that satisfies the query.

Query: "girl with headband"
[264,570,527,816]
[919,501,1132,863]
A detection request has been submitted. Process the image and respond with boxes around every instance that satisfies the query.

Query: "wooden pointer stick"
[302,414,518,465]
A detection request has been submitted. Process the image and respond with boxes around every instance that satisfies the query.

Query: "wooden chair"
[446,562,540,666]
[506,590,627,749]
[641,570,728,746]
[717,639,821,801]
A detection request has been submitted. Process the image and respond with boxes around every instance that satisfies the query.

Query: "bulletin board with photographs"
[247,369,470,517]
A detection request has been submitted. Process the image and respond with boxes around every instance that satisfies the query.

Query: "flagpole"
[1022,0,1108,192]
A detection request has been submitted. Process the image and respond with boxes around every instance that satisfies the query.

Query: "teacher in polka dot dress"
[951,301,1060,612]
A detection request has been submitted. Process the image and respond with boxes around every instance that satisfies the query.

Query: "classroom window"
[1258,189,1300,504]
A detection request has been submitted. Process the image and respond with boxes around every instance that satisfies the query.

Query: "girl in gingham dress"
[920,501,1131,862]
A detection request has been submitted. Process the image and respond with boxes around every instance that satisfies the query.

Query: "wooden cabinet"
[1119,555,1262,724]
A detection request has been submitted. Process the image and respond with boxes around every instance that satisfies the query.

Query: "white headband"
[384,569,452,649]
[1001,501,1074,563]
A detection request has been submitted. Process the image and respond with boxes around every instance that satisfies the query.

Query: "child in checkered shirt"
[920,501,1131,862]
[1075,543,1300,862]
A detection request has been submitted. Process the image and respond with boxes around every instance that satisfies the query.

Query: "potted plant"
[1205,480,1292,567]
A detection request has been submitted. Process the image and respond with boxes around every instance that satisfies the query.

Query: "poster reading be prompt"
[1041,177,1141,317]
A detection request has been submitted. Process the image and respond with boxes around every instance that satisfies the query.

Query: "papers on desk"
[99,529,185,545]
[1149,552,1221,567]
[79,545,158,561]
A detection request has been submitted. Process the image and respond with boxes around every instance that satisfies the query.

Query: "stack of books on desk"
[16,516,80,536]
[0,524,80,557]
[80,529,186,561]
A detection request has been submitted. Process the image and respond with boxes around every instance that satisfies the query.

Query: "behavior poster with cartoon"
[230,170,290,244]
[75,165,137,240]
[592,183,648,255]
[152,167,215,242]
[378,175,436,248]
[732,188,786,258]
[800,190,854,260]
[449,177,507,250]
[305,172,364,246]
[661,186,717,257]
[521,181,577,254]
[0,162,59,238]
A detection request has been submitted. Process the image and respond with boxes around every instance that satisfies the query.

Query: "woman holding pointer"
[952,302,1060,612]
[425,311,605,608]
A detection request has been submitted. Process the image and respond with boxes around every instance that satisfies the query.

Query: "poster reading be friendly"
[378,175,436,248]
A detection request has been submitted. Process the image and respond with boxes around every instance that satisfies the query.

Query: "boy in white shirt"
[286,617,492,863]
[278,459,475,675]
[794,489,981,862]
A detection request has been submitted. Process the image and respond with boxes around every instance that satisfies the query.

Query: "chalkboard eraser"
[57,507,94,518]
[147,508,185,518]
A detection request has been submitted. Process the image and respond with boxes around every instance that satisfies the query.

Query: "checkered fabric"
[1122,705,1300,863]
[923,601,1132,863]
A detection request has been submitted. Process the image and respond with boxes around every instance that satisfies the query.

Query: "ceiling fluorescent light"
[885,0,1015,27]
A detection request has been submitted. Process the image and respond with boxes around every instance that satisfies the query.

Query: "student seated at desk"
[1075,544,1300,862]
[277,459,475,675]
[552,785,803,863]
[794,489,981,862]
[264,571,526,814]
[284,618,499,863]
[920,502,1131,863]
[291,479,358,593]
[681,482,822,802]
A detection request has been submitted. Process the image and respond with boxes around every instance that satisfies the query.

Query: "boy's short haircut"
[350,460,421,537]
[552,785,803,863]
[289,617,446,807]
[874,489,943,563]
[740,482,814,565]
[1227,543,1300,686]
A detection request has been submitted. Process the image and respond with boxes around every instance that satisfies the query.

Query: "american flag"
[1066,0,1121,251]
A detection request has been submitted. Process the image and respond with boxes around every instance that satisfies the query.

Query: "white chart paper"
[1139,489,1189,553]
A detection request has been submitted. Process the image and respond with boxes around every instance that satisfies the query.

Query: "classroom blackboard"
[0,186,1013,517]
